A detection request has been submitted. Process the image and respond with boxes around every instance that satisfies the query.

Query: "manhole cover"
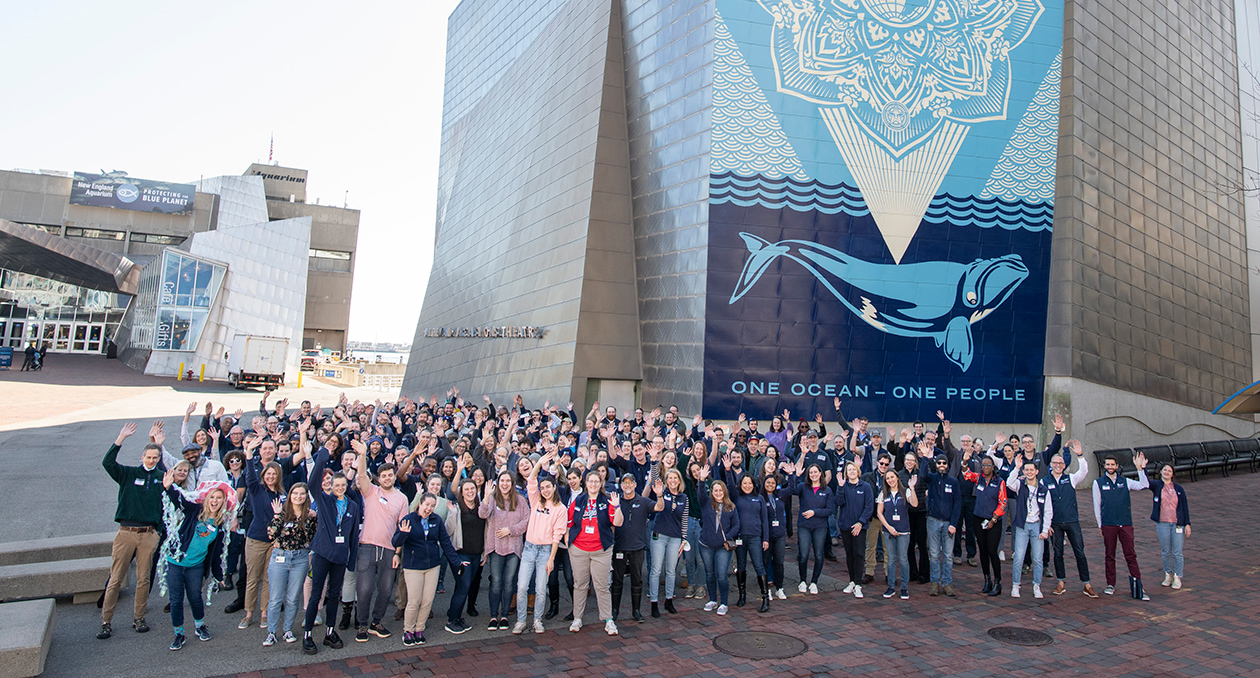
[988,627,1054,646]
[713,631,808,659]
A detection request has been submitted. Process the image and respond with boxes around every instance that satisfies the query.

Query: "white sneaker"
[853,585,863,599]
[808,583,819,595]
[283,631,296,643]
[512,621,526,635]
[1011,584,1020,598]
[1161,573,1172,587]
[569,620,582,633]
[716,604,728,615]
[798,581,808,593]
[843,581,856,594]
[533,619,545,634]
[776,588,787,600]
[262,633,276,647]
[704,601,719,611]
[1033,585,1043,599]
[1172,576,1182,590]
[605,619,618,636]
[1104,585,1115,595]
[998,551,1006,561]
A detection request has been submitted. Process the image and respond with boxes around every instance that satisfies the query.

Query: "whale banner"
[704,0,1063,423]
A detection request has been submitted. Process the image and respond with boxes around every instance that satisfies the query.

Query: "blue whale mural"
[729,233,1029,371]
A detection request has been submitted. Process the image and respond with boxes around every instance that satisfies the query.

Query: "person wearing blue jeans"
[157,474,232,651]
[917,450,961,597]
[263,483,316,645]
[1006,460,1053,598]
[697,477,741,613]
[1147,465,1190,590]
[648,470,689,616]
[876,469,917,598]
[684,516,705,598]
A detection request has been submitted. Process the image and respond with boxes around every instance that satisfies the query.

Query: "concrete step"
[0,533,115,568]
[0,557,113,603]
[0,598,54,678]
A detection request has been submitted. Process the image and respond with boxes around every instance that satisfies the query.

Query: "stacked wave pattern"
[712,172,1054,231]
[710,13,809,181]
[979,52,1062,204]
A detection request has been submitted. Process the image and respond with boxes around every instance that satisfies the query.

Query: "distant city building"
[0,163,359,379]
[405,0,1260,452]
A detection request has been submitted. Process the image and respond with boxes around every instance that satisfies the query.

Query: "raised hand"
[398,517,412,533]
[118,422,138,441]
[233,408,244,422]
[609,492,621,508]
[698,466,711,481]
[737,413,746,424]
[351,439,368,455]
[1134,451,1147,469]
[936,410,945,421]
[1054,414,1065,432]
[163,468,177,489]
[1069,439,1083,457]
[271,498,284,515]
[151,421,166,447]
[815,413,823,424]
[205,402,214,416]
[483,395,491,404]
[653,479,665,497]
[693,414,702,428]
[186,402,197,417]
[942,420,951,436]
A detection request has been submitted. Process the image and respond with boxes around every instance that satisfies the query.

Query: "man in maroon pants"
[1091,451,1150,600]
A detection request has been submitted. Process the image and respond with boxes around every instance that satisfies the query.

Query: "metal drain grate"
[987,627,1054,646]
[713,631,808,659]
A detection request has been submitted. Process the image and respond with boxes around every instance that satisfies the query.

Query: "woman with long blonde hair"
[158,472,234,651]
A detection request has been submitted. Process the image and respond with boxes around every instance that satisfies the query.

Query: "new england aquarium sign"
[704,0,1063,423]
[70,171,196,215]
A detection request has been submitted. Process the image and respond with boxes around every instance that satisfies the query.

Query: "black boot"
[757,576,770,613]
[544,598,560,620]
[632,604,644,623]
[611,591,621,621]
[338,603,354,631]
[664,598,677,614]
[980,576,993,595]
[651,602,660,618]
[988,578,1001,597]
[736,571,747,607]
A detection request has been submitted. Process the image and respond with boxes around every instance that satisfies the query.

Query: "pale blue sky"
[0,0,463,344]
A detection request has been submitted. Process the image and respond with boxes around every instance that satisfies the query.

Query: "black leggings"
[975,518,1003,580]
[908,512,929,580]
[305,552,347,632]
[840,528,865,584]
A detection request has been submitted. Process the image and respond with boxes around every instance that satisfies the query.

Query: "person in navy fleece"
[835,461,874,599]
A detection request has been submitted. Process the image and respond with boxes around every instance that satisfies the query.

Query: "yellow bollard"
[178,362,184,380]
[297,371,303,388]
[200,364,205,382]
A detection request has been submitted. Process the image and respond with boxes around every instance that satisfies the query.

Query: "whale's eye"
[966,291,978,305]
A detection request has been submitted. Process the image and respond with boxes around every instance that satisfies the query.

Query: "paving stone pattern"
[224,471,1260,678]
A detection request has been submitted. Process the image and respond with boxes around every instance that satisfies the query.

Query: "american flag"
[269,134,274,162]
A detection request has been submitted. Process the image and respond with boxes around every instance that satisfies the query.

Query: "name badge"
[335,536,346,544]
[616,552,624,559]
[944,486,953,493]
[379,497,389,506]
[892,514,901,521]
[134,479,145,486]
[275,555,286,563]
[585,525,595,534]
[771,521,780,527]
[285,522,295,529]
[1175,526,1183,534]
[735,538,743,546]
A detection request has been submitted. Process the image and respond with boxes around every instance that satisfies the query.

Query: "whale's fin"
[937,315,974,371]
[730,232,789,304]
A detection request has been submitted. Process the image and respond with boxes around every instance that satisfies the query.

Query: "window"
[143,250,225,351]
[309,248,353,272]
[132,232,185,245]
[65,226,125,241]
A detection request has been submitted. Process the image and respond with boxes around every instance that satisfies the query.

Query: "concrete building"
[406,0,1260,450]
[0,163,359,375]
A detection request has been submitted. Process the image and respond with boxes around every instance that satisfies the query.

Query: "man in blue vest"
[1091,451,1150,599]
[1046,440,1097,598]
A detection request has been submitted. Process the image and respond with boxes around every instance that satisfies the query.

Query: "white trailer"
[227,334,288,390]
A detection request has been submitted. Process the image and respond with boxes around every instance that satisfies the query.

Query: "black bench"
[1229,438,1260,474]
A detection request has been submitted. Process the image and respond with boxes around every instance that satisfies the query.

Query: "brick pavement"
[220,468,1260,678]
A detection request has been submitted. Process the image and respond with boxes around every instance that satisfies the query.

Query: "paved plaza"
[3,356,1257,677]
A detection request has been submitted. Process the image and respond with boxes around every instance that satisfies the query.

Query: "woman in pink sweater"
[478,470,529,631]
[511,445,569,634]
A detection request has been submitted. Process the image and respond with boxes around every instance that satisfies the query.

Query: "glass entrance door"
[54,323,71,351]
[72,324,89,352]
[87,324,104,353]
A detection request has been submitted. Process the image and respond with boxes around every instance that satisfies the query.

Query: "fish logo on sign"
[116,183,140,203]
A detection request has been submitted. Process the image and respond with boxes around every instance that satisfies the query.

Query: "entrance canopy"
[0,219,138,295]
[1214,381,1260,415]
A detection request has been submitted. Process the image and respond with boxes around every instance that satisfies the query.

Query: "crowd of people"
[97,391,1192,653]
